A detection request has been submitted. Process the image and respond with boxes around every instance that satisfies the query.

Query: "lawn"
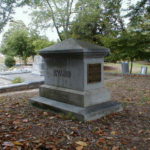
[104,62,150,74]
[0,76,150,149]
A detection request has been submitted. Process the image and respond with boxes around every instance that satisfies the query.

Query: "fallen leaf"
[111,131,117,135]
[76,141,87,147]
[13,141,23,146]
[76,146,83,150]
[13,120,20,125]
[49,116,55,119]
[95,129,106,135]
[138,130,143,134]
[106,137,113,140]
[22,119,28,123]
[43,112,48,116]
[66,135,71,140]
[112,146,120,150]
[2,141,14,147]
[99,138,106,144]
[131,146,137,150]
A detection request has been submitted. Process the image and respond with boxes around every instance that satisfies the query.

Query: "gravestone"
[32,55,45,76]
[141,66,148,75]
[121,62,129,74]
[30,38,122,121]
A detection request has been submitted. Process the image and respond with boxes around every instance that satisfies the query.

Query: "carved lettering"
[54,70,71,78]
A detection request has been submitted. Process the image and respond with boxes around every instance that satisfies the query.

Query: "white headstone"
[141,66,148,75]
[32,55,45,76]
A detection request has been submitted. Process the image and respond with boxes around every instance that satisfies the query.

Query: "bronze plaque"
[88,63,101,83]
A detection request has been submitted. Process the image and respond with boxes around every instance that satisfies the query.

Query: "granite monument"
[30,38,122,121]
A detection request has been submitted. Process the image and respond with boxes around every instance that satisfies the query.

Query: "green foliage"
[0,0,15,32]
[70,0,124,46]
[126,0,150,28]
[4,56,16,68]
[61,112,77,120]
[29,0,76,41]
[29,30,55,52]
[70,0,150,68]
[0,0,26,32]
[0,21,54,64]
[2,0,149,68]
[0,21,35,64]
[12,77,24,84]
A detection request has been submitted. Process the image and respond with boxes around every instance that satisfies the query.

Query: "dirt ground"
[0,76,150,150]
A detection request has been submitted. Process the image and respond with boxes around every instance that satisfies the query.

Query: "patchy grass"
[12,77,24,84]
[0,77,150,149]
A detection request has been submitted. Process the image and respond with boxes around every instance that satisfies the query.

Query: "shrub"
[12,77,24,84]
[5,56,16,68]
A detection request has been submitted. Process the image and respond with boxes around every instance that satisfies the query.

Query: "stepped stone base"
[40,85,111,107]
[30,96,122,121]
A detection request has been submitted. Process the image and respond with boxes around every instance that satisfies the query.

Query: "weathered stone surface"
[40,85,110,107]
[39,38,110,56]
[30,38,122,121]
[30,96,122,121]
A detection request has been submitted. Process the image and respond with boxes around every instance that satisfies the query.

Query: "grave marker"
[30,38,122,121]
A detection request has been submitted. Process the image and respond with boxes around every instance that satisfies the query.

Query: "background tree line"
[0,0,150,72]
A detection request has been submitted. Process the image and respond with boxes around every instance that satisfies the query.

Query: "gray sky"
[0,6,58,44]
[0,0,138,44]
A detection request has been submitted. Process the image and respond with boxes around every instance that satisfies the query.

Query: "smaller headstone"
[32,55,45,76]
[141,66,148,75]
[0,64,7,72]
[121,62,129,74]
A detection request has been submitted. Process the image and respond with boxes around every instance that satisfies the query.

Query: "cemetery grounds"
[105,62,150,74]
[0,75,150,150]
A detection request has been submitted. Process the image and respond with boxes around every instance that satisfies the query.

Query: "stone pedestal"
[30,38,122,121]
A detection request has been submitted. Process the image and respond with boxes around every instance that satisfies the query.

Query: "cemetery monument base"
[30,96,122,121]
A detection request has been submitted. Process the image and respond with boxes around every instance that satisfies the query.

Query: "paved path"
[0,89,39,97]
[0,73,44,82]
[0,78,11,86]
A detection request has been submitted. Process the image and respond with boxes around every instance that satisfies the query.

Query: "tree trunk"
[130,59,133,74]
[23,57,27,65]
[45,0,63,41]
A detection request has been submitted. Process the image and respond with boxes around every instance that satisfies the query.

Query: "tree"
[126,0,150,28]
[70,0,125,44]
[0,21,35,64]
[1,28,34,64]
[126,0,150,60]
[30,29,55,52]
[0,21,55,64]
[0,0,26,32]
[109,31,150,73]
[29,0,76,41]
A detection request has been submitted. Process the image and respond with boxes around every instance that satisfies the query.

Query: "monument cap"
[39,38,110,56]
